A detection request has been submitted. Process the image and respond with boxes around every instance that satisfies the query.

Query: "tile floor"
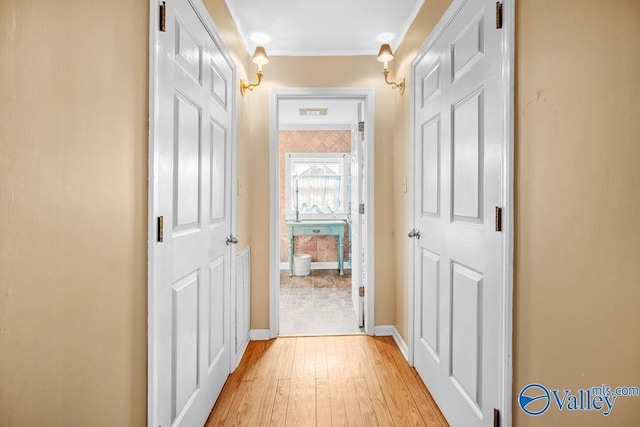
[279,269,363,335]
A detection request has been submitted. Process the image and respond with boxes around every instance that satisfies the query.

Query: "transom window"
[285,153,349,220]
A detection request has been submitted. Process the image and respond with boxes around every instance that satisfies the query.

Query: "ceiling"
[279,99,360,129]
[224,0,424,56]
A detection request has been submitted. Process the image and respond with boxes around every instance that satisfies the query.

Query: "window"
[285,153,349,220]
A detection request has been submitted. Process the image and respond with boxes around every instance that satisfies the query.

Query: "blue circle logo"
[519,383,551,416]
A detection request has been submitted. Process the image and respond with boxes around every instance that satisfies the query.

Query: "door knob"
[408,229,421,239]
[226,235,239,245]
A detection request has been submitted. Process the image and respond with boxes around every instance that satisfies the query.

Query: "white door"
[350,103,364,327]
[412,0,505,425]
[151,0,234,426]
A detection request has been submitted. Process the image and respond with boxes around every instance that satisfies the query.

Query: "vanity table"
[287,220,345,276]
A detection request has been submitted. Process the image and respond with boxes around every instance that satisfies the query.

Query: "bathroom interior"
[278,98,364,336]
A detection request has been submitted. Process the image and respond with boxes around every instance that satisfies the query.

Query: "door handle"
[226,235,239,245]
[408,229,421,239]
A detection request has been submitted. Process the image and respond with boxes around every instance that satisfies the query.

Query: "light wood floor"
[206,335,448,426]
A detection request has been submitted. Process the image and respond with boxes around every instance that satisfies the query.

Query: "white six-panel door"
[151,1,233,426]
[412,0,506,425]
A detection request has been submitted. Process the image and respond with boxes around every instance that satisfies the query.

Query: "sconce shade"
[377,44,394,63]
[252,46,270,65]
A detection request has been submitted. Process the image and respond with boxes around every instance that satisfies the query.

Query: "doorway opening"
[269,89,375,337]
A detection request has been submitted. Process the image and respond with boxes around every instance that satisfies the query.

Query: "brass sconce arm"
[383,69,405,95]
[240,70,263,96]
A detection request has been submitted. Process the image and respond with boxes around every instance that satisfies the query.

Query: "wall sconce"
[240,46,269,96]
[377,44,405,95]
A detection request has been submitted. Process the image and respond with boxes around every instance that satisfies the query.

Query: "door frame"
[407,0,515,424]
[147,0,238,425]
[269,88,376,337]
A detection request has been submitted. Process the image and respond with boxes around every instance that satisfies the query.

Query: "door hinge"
[359,286,365,297]
[496,2,503,29]
[159,2,167,32]
[493,408,500,427]
[157,216,164,242]
[358,121,365,132]
[495,207,502,232]
[359,203,365,214]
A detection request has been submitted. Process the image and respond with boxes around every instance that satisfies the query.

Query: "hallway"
[206,335,447,426]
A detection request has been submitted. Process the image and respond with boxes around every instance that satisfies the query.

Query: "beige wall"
[278,130,351,263]
[247,56,398,328]
[391,0,640,426]
[0,0,148,425]
[513,1,640,425]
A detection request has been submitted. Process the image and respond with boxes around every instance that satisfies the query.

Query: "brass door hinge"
[159,2,167,32]
[358,121,365,132]
[495,207,502,232]
[157,216,164,242]
[496,2,503,29]
[359,286,365,297]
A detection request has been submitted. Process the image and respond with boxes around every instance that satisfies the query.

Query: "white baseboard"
[392,328,409,361]
[233,337,250,371]
[279,262,352,270]
[374,325,395,336]
[249,329,271,340]
[374,325,409,361]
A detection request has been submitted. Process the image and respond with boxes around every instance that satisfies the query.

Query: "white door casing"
[148,1,236,426]
[410,0,513,426]
[269,89,376,337]
[350,102,365,327]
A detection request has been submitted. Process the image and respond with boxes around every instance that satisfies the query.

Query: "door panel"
[413,0,505,425]
[452,89,483,222]
[152,1,234,426]
[172,272,200,420]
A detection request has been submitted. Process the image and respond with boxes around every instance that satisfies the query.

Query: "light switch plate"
[402,177,407,193]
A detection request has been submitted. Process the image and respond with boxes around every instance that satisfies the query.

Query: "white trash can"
[293,253,312,276]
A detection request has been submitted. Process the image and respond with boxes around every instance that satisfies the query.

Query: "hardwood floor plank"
[270,379,291,427]
[216,379,252,425]
[315,379,331,426]
[352,338,395,426]
[205,342,257,425]
[332,336,352,379]
[314,337,328,379]
[344,335,366,378]
[328,378,347,427]
[285,376,316,426]
[324,336,339,379]
[291,338,307,379]
[343,378,364,427]
[302,336,316,378]
[380,336,448,427]
[355,376,379,427]
[241,340,268,382]
[412,369,449,427]
[275,337,296,380]
[361,337,424,425]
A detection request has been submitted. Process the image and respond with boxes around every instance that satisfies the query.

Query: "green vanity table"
[287,220,346,276]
